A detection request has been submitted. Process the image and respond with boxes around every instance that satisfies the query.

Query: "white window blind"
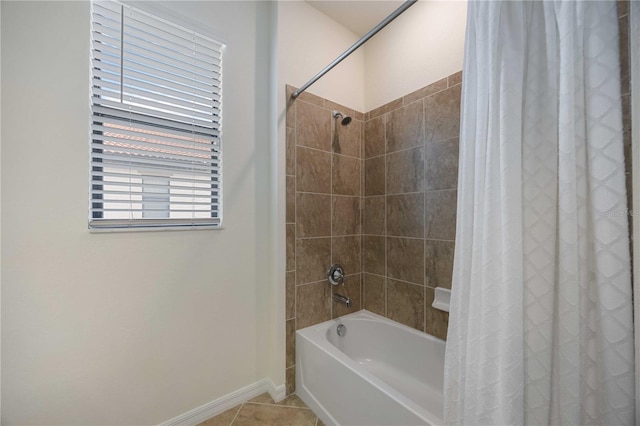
[89,0,223,230]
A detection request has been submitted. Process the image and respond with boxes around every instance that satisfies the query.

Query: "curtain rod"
[291,0,418,99]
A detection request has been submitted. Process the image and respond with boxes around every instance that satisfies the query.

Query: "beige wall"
[1,1,276,424]
[363,0,467,111]
[277,1,365,112]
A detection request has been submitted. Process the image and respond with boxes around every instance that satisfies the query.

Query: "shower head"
[332,110,352,126]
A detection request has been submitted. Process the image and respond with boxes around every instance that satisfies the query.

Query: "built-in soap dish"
[432,287,451,313]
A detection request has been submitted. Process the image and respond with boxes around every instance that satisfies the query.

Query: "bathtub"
[296,310,445,426]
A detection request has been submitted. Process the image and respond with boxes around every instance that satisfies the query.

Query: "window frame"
[89,0,225,232]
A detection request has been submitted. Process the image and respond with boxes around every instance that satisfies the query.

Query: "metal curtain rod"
[291,0,418,99]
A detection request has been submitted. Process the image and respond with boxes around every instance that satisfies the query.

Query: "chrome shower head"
[332,110,352,126]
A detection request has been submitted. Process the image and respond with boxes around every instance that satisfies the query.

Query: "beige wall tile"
[448,71,463,87]
[286,224,295,272]
[386,146,425,194]
[286,86,296,129]
[387,237,424,285]
[296,146,331,194]
[403,77,447,105]
[364,196,385,235]
[386,193,424,238]
[332,196,361,236]
[297,90,324,107]
[286,271,295,320]
[286,319,295,368]
[426,287,449,340]
[297,101,331,151]
[368,98,403,120]
[296,193,331,238]
[333,119,363,158]
[296,238,331,284]
[365,156,386,196]
[425,138,459,191]
[386,279,425,332]
[286,366,295,395]
[363,273,385,316]
[425,240,455,289]
[324,99,355,118]
[618,0,629,17]
[332,154,361,196]
[619,14,629,95]
[296,281,331,329]
[424,84,461,143]
[363,235,385,276]
[424,190,457,240]
[286,176,295,223]
[332,235,362,275]
[386,100,424,153]
[286,127,295,176]
[365,115,385,158]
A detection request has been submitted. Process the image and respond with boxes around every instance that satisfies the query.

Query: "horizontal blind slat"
[92,123,219,151]
[123,26,221,68]
[124,7,223,54]
[122,37,221,75]
[93,86,217,118]
[92,98,219,127]
[91,172,219,186]
[91,153,219,174]
[92,60,220,98]
[92,105,219,135]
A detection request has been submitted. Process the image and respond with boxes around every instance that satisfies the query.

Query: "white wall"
[364,0,467,111]
[1,1,277,424]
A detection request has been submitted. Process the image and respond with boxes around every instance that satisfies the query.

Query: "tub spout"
[333,293,351,308]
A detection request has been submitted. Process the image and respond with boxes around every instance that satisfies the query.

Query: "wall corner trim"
[158,378,286,426]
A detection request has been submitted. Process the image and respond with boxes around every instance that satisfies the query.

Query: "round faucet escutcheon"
[327,264,345,286]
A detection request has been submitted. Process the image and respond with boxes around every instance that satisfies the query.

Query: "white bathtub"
[296,310,445,426]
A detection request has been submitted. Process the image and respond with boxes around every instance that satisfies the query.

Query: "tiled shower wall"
[284,5,632,391]
[362,71,462,341]
[618,1,633,233]
[285,86,365,395]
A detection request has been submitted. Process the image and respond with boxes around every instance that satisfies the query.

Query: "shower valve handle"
[327,264,345,286]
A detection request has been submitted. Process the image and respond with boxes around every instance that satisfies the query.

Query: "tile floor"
[198,393,325,426]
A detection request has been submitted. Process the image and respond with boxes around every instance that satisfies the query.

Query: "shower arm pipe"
[291,0,418,99]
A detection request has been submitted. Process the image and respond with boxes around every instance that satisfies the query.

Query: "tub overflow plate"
[337,324,347,336]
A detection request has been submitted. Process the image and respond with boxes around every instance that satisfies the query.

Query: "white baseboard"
[159,377,286,426]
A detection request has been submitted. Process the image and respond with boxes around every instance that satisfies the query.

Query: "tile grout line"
[297,143,362,161]
[330,117,334,321]
[228,402,243,426]
[383,112,388,317]
[423,105,428,334]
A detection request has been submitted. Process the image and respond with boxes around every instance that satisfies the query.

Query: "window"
[89,1,224,230]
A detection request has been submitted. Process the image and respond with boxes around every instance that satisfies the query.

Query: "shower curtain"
[444,1,636,425]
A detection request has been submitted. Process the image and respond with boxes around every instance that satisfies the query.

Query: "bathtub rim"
[296,309,445,425]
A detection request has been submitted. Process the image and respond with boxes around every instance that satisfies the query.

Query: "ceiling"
[305,1,405,37]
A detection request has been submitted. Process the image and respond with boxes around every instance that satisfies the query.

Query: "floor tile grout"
[228,402,243,426]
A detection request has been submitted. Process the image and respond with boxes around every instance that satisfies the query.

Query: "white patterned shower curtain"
[444,1,636,425]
